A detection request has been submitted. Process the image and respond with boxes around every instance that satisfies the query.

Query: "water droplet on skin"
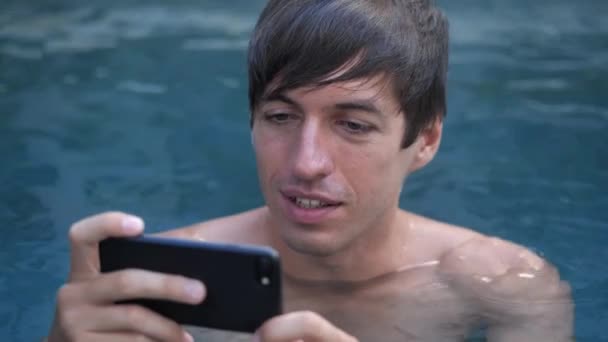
[517,272,535,279]
[477,275,493,283]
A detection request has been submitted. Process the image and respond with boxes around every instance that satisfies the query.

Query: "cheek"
[338,145,408,204]
[253,129,289,180]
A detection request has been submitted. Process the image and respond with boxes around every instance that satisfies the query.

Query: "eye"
[338,120,374,134]
[264,112,294,124]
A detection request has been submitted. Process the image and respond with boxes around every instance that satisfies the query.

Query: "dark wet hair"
[248,0,449,148]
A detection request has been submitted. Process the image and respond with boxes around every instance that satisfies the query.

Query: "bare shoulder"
[406,211,483,254]
[411,215,573,340]
[157,207,271,245]
[405,211,538,263]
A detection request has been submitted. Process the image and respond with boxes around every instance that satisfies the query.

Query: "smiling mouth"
[288,196,340,209]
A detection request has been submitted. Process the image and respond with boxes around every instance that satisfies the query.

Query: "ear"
[408,118,443,172]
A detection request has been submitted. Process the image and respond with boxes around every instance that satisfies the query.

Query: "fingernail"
[184,280,205,301]
[183,331,194,342]
[121,216,144,234]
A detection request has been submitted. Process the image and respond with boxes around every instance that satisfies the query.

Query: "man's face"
[252,76,427,256]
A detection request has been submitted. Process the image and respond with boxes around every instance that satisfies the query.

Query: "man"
[47,0,573,341]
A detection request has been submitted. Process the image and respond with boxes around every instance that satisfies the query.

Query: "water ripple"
[182,38,248,51]
[507,79,569,91]
[0,43,43,59]
[448,2,608,47]
[116,80,167,95]
[525,100,608,118]
[0,6,255,55]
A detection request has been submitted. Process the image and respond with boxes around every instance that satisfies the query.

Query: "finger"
[255,311,357,342]
[85,269,205,305]
[68,212,145,281]
[86,331,194,342]
[82,332,156,342]
[86,305,193,342]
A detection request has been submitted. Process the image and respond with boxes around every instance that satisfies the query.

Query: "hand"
[254,311,358,342]
[438,236,573,341]
[47,212,205,342]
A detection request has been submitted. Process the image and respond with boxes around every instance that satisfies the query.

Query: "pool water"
[1,0,606,341]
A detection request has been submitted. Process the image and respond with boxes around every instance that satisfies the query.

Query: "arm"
[47,212,357,342]
[484,277,574,342]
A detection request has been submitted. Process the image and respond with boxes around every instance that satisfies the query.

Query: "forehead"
[264,73,400,110]
[305,75,389,97]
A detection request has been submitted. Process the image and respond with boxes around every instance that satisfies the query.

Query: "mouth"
[288,196,340,209]
[279,191,343,224]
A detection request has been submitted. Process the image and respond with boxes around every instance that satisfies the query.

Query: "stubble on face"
[252,75,417,263]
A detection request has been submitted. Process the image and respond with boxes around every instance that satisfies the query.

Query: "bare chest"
[188,270,478,342]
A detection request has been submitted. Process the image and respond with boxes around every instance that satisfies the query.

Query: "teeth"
[295,197,326,209]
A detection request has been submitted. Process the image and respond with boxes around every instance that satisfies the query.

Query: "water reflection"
[0,6,255,56]
[0,0,606,341]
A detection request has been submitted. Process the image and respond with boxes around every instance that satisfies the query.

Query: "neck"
[266,207,413,283]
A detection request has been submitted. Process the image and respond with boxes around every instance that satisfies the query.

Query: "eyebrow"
[334,100,384,117]
[262,92,303,112]
[262,92,385,117]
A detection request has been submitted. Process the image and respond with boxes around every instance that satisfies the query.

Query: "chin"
[279,226,347,257]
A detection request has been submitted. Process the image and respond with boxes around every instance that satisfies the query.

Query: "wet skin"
[47,76,572,342]
[175,77,571,341]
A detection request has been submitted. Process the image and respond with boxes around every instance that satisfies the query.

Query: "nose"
[290,120,334,181]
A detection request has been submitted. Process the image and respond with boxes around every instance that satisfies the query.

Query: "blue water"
[1,0,606,341]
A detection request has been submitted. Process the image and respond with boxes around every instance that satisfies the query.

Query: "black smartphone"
[99,235,282,333]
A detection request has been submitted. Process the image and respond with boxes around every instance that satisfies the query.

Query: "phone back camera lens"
[256,257,273,286]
